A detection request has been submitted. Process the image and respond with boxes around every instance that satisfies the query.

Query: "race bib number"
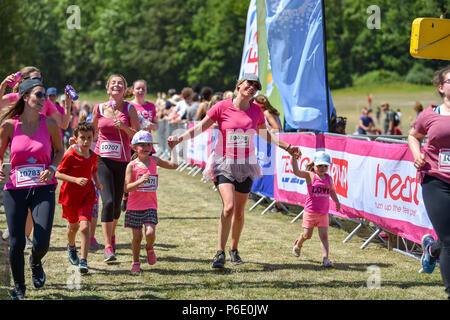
[137,174,158,192]
[438,148,450,172]
[99,141,121,159]
[226,133,250,148]
[15,164,46,187]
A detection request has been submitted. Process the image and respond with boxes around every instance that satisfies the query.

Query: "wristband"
[48,165,57,173]
[285,144,291,151]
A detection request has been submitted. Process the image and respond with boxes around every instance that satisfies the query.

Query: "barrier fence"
[156,120,434,262]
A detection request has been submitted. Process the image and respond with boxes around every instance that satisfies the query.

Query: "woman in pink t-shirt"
[408,65,450,298]
[168,73,301,269]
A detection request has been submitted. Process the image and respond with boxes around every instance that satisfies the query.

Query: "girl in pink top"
[168,73,301,269]
[0,79,63,299]
[291,151,340,268]
[124,130,177,272]
[92,74,140,263]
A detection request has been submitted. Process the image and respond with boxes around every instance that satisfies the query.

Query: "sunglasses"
[247,81,260,90]
[34,91,47,99]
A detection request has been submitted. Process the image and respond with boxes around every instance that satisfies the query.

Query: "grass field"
[0,167,446,300]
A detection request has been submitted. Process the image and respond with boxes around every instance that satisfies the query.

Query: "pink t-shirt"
[129,101,156,130]
[304,173,332,214]
[207,98,265,158]
[5,93,57,117]
[127,157,158,211]
[94,102,132,162]
[413,105,450,184]
[4,114,57,190]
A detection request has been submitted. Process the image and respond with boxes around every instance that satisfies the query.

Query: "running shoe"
[229,249,243,265]
[292,239,301,257]
[67,244,79,265]
[90,237,102,250]
[103,245,116,262]
[131,262,141,272]
[421,234,438,274]
[2,228,9,241]
[111,235,116,253]
[10,284,26,300]
[146,247,157,265]
[79,259,89,274]
[25,236,33,249]
[212,250,226,269]
[29,256,46,289]
[322,258,334,268]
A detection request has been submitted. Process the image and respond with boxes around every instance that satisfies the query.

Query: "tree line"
[0,0,447,94]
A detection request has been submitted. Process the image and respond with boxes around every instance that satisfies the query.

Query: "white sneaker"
[292,240,301,257]
[2,228,10,241]
[322,258,334,267]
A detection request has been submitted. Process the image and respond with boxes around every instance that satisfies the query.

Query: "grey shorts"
[124,208,158,229]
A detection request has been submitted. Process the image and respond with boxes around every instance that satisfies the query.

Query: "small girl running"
[124,130,178,272]
[291,151,340,267]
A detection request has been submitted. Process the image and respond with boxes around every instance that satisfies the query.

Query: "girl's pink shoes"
[146,247,157,265]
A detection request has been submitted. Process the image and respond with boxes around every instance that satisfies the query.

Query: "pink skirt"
[203,152,262,183]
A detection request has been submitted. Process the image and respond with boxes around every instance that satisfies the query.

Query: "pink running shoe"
[90,237,102,250]
[131,262,141,272]
[146,247,157,265]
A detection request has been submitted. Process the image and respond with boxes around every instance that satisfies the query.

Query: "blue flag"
[265,0,334,131]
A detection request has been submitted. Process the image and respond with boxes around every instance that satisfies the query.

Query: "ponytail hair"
[0,97,25,122]
[306,162,315,172]
[124,87,134,100]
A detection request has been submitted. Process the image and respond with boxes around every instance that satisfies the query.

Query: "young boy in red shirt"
[56,122,103,274]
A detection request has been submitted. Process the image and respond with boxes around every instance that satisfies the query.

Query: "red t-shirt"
[57,148,98,206]
[413,105,450,184]
[207,98,265,159]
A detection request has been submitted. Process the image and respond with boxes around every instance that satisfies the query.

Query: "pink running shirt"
[94,102,132,162]
[4,114,57,190]
[304,173,332,214]
[413,105,450,184]
[127,157,158,211]
[206,98,265,159]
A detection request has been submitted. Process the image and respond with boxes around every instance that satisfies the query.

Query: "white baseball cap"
[312,151,331,166]
[131,130,158,145]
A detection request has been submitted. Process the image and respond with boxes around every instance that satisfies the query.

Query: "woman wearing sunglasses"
[0,78,64,299]
[168,73,301,269]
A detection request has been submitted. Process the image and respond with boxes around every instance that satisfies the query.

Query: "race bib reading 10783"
[15,164,46,187]
[99,141,122,159]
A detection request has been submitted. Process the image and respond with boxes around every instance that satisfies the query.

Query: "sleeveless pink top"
[4,114,57,190]
[304,173,331,214]
[94,102,132,162]
[127,157,158,211]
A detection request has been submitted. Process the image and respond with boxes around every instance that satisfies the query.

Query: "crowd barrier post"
[249,193,268,211]
[290,210,304,224]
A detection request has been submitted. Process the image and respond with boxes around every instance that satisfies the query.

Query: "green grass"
[0,167,446,300]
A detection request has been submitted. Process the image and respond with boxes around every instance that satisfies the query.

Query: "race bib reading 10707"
[15,164,46,187]
[99,141,122,159]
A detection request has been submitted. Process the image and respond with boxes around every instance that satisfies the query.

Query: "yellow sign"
[410,18,450,60]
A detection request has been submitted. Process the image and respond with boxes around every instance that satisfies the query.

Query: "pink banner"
[274,133,436,244]
[186,123,214,169]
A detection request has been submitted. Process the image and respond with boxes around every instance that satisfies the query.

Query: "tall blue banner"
[265,0,334,131]
[251,135,275,198]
